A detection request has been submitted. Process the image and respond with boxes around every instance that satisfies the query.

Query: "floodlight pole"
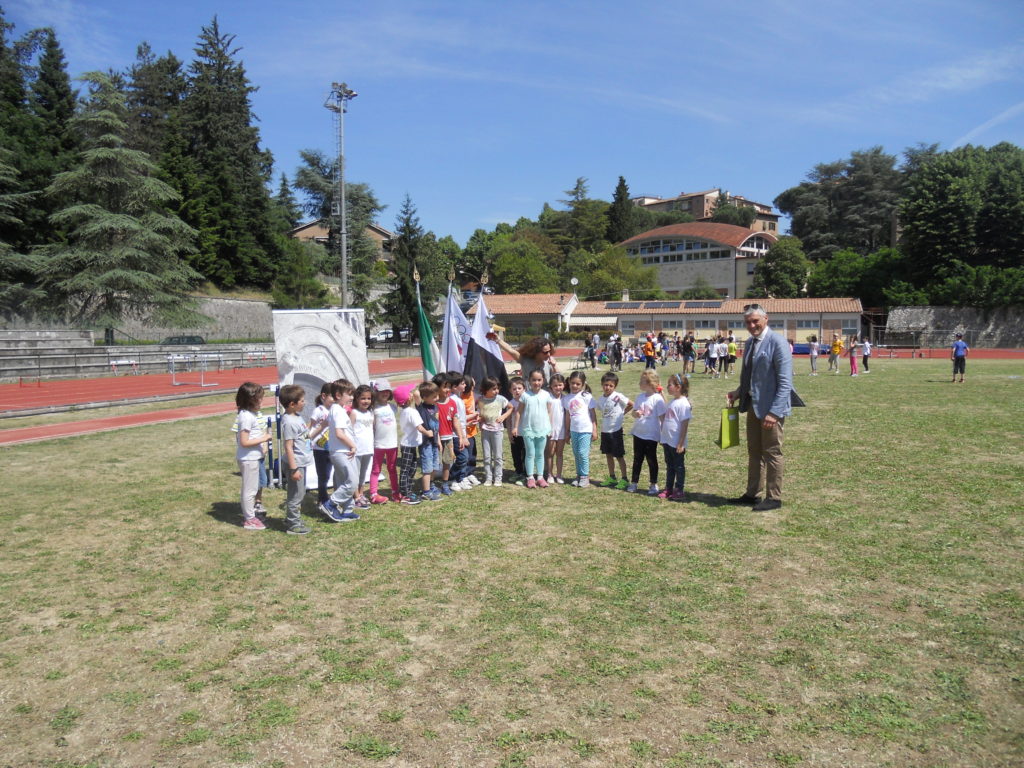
[325,82,358,307]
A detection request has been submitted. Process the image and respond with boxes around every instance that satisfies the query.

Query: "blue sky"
[8,0,1024,245]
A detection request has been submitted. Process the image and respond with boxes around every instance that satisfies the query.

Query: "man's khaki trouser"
[745,411,784,502]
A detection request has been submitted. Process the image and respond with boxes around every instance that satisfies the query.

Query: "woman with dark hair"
[496,336,558,386]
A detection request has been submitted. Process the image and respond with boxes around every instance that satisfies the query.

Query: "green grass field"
[1,358,1022,767]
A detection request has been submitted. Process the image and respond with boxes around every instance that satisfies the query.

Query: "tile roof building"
[618,222,778,298]
[473,293,863,343]
[632,189,780,233]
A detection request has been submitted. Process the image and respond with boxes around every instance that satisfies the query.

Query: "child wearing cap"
[369,379,399,503]
[395,382,427,504]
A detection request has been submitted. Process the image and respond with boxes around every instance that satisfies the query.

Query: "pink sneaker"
[537,477,549,488]
[370,493,389,504]
[657,490,670,500]
[242,517,266,530]
[669,490,686,501]
[526,477,537,489]
[391,493,402,503]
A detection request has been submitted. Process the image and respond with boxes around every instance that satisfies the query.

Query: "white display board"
[272,308,369,490]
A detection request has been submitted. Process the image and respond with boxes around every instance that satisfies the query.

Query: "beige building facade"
[619,222,777,298]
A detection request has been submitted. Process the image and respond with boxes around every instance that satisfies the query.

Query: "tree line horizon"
[1,14,1021,334]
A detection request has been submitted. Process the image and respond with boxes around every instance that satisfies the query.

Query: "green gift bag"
[717,407,740,449]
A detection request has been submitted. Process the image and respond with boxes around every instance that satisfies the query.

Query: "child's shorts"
[419,441,441,473]
[600,429,625,458]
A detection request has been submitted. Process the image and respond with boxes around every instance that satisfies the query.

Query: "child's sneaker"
[319,500,339,521]
[536,477,549,488]
[545,474,556,485]
[554,476,565,484]
[440,482,453,496]
[493,479,503,487]
[526,477,537,489]
[670,490,687,502]
[370,493,389,505]
[337,510,361,522]
[286,523,311,535]
[242,517,266,530]
[615,479,630,491]
[625,482,638,493]
[426,487,442,501]
[647,484,660,496]
[354,496,370,509]
[571,477,591,488]
[482,478,493,486]
[401,493,421,505]
[514,475,526,486]
[602,477,619,488]
[391,493,402,503]
[657,489,670,500]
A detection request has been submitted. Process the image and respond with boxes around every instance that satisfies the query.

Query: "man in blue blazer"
[727,304,793,511]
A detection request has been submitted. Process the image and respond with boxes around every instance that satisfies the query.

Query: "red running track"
[0,356,446,414]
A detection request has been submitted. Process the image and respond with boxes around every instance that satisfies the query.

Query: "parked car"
[162,335,205,345]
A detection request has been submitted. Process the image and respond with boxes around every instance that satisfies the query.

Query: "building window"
[796,320,818,329]
[768,321,784,330]
[842,321,859,335]
[663,320,685,329]
[769,222,776,231]
[694,320,716,329]
[746,262,756,274]
[727,320,744,329]
[621,321,635,335]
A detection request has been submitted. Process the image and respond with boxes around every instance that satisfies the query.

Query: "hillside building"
[618,222,777,298]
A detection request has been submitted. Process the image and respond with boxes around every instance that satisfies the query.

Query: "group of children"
[232,365,695,532]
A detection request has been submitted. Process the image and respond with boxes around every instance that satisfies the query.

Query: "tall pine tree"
[181,17,280,287]
[35,72,202,327]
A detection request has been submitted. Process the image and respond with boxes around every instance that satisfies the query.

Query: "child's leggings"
[850,355,858,375]
[570,431,592,478]
[510,434,525,474]
[370,447,398,497]
[662,444,686,491]
[631,436,659,484]
[328,451,355,511]
[398,446,417,497]
[481,429,504,481]
[313,448,332,504]
[524,434,547,477]
[238,459,260,520]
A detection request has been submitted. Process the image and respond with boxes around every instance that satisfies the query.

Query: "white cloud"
[952,100,1024,146]
[6,0,117,72]
[800,44,1024,125]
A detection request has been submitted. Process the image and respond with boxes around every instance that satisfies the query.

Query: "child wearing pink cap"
[369,379,399,503]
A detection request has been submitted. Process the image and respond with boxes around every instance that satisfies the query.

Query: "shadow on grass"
[208,500,243,527]
[683,491,734,507]
[208,500,305,532]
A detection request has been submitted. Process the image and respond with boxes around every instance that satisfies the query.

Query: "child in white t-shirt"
[564,370,597,487]
[350,384,375,508]
[659,373,692,501]
[628,369,666,495]
[234,382,272,530]
[595,371,633,489]
[324,380,359,522]
[545,373,567,484]
[396,384,429,504]
[369,379,399,503]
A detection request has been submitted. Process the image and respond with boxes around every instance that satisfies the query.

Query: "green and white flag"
[416,280,441,379]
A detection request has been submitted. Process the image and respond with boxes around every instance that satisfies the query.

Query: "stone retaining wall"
[1,297,273,342]
[885,306,1024,348]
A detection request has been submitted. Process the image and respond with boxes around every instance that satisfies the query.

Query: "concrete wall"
[1,297,274,342]
[885,306,1024,348]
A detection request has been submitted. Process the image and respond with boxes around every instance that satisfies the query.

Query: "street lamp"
[325,82,357,308]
